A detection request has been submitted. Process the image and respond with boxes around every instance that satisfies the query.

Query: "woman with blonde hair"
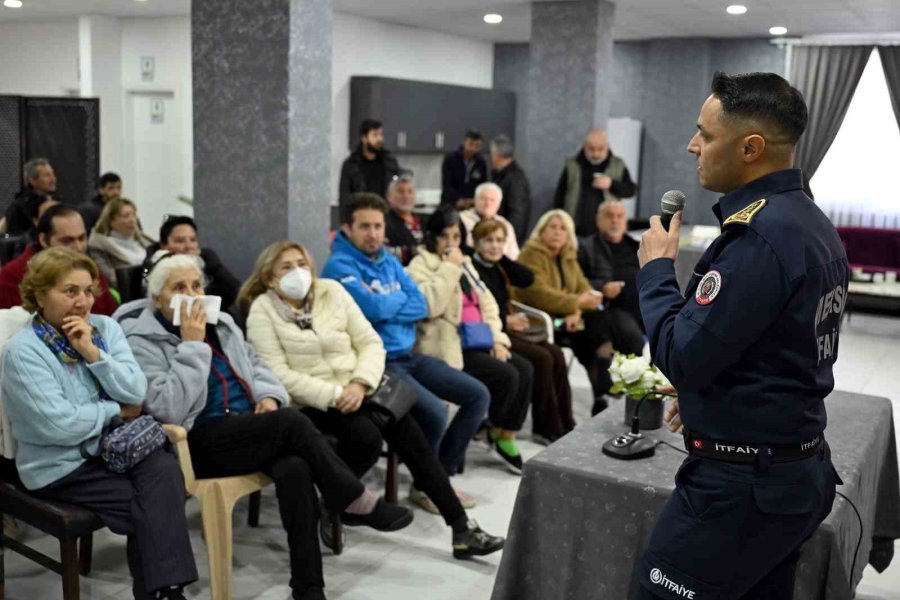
[88,198,154,283]
[243,241,504,559]
[2,247,198,600]
[513,209,614,415]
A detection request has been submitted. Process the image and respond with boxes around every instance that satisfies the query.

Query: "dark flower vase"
[624,393,665,430]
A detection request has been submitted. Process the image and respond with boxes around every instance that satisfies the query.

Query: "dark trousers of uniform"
[304,407,466,527]
[186,409,365,598]
[462,350,533,431]
[508,336,574,439]
[634,444,838,600]
[31,448,198,599]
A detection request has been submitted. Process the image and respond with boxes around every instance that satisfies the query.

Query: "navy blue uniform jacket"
[637,169,849,444]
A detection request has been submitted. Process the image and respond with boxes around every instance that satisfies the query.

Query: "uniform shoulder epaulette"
[723,198,767,226]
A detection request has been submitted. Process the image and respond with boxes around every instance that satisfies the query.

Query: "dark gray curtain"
[790,45,873,179]
[879,46,900,133]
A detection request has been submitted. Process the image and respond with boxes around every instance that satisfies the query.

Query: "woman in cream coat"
[407,206,532,474]
[243,241,505,559]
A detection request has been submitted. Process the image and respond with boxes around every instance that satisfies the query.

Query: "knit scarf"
[266,288,314,329]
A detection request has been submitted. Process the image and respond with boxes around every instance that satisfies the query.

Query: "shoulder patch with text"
[723,198,767,226]
[695,270,722,305]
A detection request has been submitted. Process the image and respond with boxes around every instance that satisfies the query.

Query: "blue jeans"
[386,353,490,475]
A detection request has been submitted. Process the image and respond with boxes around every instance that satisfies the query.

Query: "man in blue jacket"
[322,194,490,493]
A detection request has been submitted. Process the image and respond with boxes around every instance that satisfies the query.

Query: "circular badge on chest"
[695,270,722,306]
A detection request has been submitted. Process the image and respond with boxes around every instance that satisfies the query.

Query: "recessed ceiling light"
[483,13,503,25]
[3,0,23,8]
[769,26,788,36]
[726,5,747,15]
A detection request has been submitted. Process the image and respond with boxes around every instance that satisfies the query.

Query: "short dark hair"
[359,119,383,137]
[98,172,121,187]
[344,192,388,226]
[464,129,483,141]
[424,205,464,253]
[159,215,197,244]
[36,205,82,246]
[710,71,808,144]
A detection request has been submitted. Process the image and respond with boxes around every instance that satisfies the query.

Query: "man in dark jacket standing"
[6,158,59,236]
[441,129,488,209]
[553,130,637,237]
[338,119,400,211]
[489,135,531,242]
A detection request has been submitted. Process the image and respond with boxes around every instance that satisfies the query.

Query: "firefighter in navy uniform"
[633,72,848,600]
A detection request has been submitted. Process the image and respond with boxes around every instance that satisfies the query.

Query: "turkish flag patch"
[693,440,703,449]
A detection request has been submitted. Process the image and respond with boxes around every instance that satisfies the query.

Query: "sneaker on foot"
[452,519,505,559]
[409,486,441,514]
[494,438,523,475]
[342,498,413,531]
[318,508,336,553]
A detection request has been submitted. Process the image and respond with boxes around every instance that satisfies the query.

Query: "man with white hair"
[459,182,520,259]
[489,135,531,242]
[553,129,636,237]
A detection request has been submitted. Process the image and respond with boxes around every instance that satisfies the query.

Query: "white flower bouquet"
[609,352,671,400]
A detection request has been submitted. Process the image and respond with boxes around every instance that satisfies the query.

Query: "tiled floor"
[5,313,900,599]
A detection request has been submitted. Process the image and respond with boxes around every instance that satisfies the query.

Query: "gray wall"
[193,0,332,280]
[610,38,786,225]
[494,37,786,226]
[493,43,530,159]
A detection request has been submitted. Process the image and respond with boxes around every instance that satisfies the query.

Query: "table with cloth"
[491,390,900,600]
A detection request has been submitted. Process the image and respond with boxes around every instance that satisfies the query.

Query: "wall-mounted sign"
[141,56,155,82]
[150,98,165,124]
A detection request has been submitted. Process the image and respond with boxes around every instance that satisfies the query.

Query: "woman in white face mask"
[242,241,505,560]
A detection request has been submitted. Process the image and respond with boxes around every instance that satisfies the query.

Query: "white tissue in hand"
[169,295,222,326]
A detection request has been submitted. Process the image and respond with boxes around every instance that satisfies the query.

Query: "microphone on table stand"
[602,391,677,460]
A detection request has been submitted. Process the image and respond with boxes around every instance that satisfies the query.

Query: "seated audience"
[89,198,154,284]
[144,215,241,310]
[441,129,487,209]
[79,172,123,234]
[513,210,614,415]
[6,158,59,236]
[408,207,532,474]
[322,194,489,508]
[1,247,197,600]
[0,206,118,315]
[578,200,645,356]
[20,195,60,245]
[471,220,575,444]
[460,183,520,259]
[118,251,413,600]
[384,174,424,266]
[489,135,532,242]
[243,241,504,557]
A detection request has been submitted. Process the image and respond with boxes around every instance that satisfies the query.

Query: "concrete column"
[525,0,615,221]
[193,0,332,279]
[79,16,123,176]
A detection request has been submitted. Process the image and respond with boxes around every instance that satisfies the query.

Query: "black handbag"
[364,372,418,428]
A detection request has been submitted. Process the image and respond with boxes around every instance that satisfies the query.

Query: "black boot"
[452,519,505,559]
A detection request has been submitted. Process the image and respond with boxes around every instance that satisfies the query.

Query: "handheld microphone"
[660,190,686,231]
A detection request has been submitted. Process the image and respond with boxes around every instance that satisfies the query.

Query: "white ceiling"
[1,0,899,42]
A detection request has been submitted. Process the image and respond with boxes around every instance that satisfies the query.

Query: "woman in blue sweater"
[1,247,197,600]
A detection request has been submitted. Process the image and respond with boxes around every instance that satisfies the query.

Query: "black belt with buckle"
[683,431,823,464]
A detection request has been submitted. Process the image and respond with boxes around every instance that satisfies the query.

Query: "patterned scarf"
[266,288,314,330]
[33,313,108,363]
[33,313,110,400]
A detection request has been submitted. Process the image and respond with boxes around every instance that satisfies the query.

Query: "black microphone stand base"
[602,432,657,460]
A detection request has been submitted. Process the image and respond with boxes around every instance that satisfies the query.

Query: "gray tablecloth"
[491,391,900,600]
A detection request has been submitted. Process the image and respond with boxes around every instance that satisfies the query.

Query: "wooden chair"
[162,424,270,600]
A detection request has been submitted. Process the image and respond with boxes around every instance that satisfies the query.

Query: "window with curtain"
[810,49,900,228]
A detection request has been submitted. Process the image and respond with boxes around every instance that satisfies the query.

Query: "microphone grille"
[661,190,686,213]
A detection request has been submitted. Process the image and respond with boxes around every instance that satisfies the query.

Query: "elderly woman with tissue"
[116,250,413,600]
